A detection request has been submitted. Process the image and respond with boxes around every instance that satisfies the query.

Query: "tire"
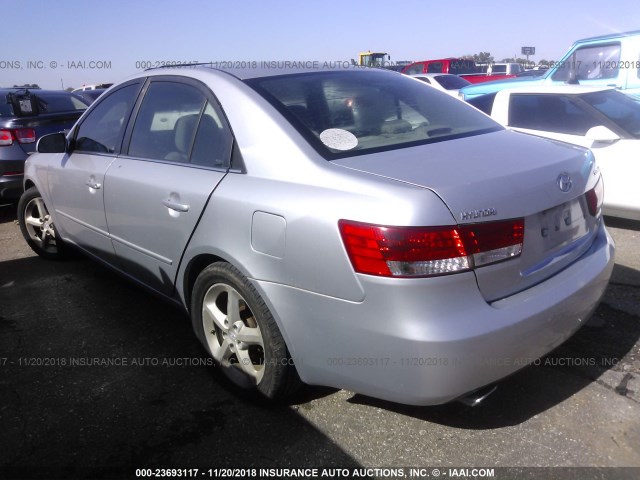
[191,262,301,400]
[17,186,66,260]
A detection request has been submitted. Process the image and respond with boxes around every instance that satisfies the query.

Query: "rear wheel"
[191,262,300,400]
[17,186,66,259]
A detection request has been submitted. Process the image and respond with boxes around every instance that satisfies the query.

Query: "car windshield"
[581,90,640,138]
[434,75,472,90]
[246,70,502,159]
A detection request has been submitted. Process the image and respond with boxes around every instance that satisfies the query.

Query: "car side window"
[427,62,442,73]
[75,84,140,154]
[509,94,599,135]
[404,63,424,75]
[467,93,497,115]
[190,102,233,169]
[128,82,206,163]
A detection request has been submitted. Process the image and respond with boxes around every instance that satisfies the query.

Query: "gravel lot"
[0,202,638,479]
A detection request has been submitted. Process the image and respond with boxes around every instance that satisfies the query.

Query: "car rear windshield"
[434,75,472,90]
[0,91,88,117]
[246,70,502,159]
[36,93,88,113]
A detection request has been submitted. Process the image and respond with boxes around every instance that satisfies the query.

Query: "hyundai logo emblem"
[557,172,572,193]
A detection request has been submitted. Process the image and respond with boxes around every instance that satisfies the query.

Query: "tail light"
[339,219,524,278]
[15,128,36,144]
[0,130,13,146]
[585,178,604,217]
[0,128,36,146]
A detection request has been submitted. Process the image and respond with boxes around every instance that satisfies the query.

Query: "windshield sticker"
[319,128,358,151]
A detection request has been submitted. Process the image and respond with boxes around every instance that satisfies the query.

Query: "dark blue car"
[0,88,88,201]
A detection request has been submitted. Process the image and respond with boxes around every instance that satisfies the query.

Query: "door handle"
[85,181,101,189]
[162,199,190,212]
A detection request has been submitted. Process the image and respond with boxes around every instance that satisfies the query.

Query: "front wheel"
[191,262,301,400]
[17,186,66,259]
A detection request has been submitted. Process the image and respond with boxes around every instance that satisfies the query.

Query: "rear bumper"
[0,173,23,200]
[254,222,615,405]
[0,156,26,200]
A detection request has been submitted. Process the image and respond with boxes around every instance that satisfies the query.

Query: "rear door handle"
[162,199,190,212]
[85,181,101,189]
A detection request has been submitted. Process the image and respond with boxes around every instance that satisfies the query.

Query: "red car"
[401,58,515,84]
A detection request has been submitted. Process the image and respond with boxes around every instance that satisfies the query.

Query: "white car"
[468,85,640,221]
[409,73,471,97]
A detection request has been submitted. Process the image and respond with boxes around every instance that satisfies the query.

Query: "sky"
[3,0,639,89]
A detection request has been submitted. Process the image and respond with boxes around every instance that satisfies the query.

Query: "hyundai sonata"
[19,66,614,405]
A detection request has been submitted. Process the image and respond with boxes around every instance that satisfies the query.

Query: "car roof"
[575,29,640,43]
[0,88,77,94]
[409,73,457,78]
[495,85,616,95]
[140,64,391,81]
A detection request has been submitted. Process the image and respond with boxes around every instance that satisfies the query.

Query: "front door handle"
[85,181,101,189]
[162,199,190,213]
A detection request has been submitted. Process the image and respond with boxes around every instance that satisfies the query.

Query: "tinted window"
[403,63,425,75]
[190,102,234,168]
[0,100,14,117]
[551,43,621,82]
[75,83,140,154]
[36,93,88,113]
[427,62,443,73]
[492,65,507,74]
[128,82,206,162]
[466,93,497,115]
[434,75,472,90]
[448,60,477,75]
[581,90,640,138]
[509,94,599,135]
[247,70,502,159]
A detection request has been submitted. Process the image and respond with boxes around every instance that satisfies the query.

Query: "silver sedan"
[18,66,614,405]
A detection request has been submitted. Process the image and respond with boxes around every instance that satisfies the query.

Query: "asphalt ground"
[0,202,638,480]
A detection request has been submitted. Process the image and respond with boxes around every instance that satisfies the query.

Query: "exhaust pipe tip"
[456,384,498,407]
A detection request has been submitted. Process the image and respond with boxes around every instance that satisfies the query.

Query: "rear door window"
[128,82,206,163]
[127,80,234,168]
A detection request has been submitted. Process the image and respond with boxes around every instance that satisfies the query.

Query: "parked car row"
[403,30,640,222]
[459,29,640,100]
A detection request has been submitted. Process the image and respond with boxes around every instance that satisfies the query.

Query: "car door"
[48,81,142,260]
[103,77,233,296]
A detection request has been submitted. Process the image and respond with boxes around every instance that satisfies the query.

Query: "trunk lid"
[333,130,601,301]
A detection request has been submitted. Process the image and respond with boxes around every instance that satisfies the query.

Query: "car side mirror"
[585,125,620,145]
[37,132,68,153]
